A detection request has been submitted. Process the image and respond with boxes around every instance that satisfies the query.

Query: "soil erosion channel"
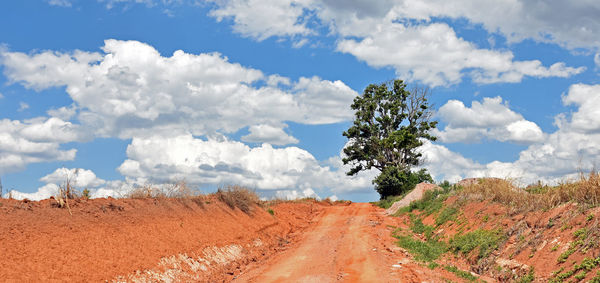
[235,202,439,282]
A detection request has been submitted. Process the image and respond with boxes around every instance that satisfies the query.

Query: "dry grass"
[215,185,259,214]
[458,172,600,212]
[127,181,196,199]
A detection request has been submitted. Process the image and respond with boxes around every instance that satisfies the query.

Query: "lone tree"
[342,79,437,199]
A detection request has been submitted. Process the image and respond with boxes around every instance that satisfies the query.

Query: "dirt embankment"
[0,197,323,282]
[390,182,600,282]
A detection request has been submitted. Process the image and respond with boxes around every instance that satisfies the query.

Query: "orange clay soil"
[234,202,458,283]
[0,197,465,282]
[0,197,323,282]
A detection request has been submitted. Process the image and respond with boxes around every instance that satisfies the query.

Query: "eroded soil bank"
[0,197,323,282]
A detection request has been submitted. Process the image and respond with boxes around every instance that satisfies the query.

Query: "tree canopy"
[342,79,437,199]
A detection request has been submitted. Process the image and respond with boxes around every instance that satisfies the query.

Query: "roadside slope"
[0,197,322,282]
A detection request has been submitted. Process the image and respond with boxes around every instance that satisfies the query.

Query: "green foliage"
[267,208,274,215]
[587,214,594,222]
[82,188,91,199]
[373,167,433,199]
[395,235,447,262]
[400,188,450,215]
[435,206,458,226]
[342,79,437,199]
[449,229,504,259]
[444,265,478,281]
[409,214,435,239]
[517,268,535,283]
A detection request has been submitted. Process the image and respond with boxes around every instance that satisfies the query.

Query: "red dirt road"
[235,203,444,283]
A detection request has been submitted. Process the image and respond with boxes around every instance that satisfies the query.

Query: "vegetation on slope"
[390,173,600,282]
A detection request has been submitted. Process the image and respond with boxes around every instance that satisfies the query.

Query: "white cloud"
[241,124,299,145]
[595,53,600,68]
[6,167,107,201]
[434,97,544,144]
[208,0,314,40]
[274,188,320,200]
[423,84,600,185]
[40,167,106,188]
[388,0,600,51]
[18,102,29,112]
[0,118,80,174]
[115,134,376,194]
[47,0,72,7]
[0,92,4,99]
[336,22,584,86]
[1,40,357,139]
[6,184,59,201]
[203,0,587,86]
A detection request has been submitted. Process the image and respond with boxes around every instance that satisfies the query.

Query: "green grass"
[435,205,458,226]
[409,214,435,239]
[517,268,535,283]
[395,234,447,262]
[444,265,478,281]
[449,228,504,259]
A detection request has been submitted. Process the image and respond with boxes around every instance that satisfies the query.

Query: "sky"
[1,0,600,202]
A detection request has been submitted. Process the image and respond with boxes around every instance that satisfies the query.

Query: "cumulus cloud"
[40,167,106,188]
[208,0,314,40]
[241,124,299,145]
[274,188,320,200]
[204,0,586,86]
[0,117,81,174]
[423,84,600,185]
[1,40,357,140]
[434,97,544,144]
[6,167,106,201]
[115,134,376,193]
[336,22,584,86]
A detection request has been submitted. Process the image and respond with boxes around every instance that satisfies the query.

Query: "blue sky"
[1,0,600,202]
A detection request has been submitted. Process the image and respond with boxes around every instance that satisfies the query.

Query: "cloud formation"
[0,117,81,174]
[434,97,544,144]
[1,40,356,141]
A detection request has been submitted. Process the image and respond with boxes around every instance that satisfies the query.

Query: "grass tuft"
[215,185,259,214]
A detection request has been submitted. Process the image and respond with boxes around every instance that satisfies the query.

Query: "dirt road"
[234,203,442,283]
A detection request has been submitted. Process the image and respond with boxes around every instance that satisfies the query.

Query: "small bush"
[449,228,504,259]
[216,185,259,214]
[444,265,478,281]
[267,208,274,215]
[395,235,447,262]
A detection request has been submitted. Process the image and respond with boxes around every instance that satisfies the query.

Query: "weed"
[395,235,447,262]
[444,265,478,281]
[558,247,576,263]
[551,244,560,251]
[409,214,435,239]
[215,185,259,214]
[449,228,504,259]
[591,271,600,283]
[587,214,594,222]
[267,208,274,215]
[428,262,439,269]
[547,218,555,228]
[574,271,587,281]
[82,188,91,199]
[435,206,458,226]
[517,267,535,283]
[482,215,489,223]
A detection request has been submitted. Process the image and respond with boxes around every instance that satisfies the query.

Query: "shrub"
[444,265,478,281]
[373,167,433,200]
[395,235,447,262]
[449,228,504,259]
[216,185,259,214]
